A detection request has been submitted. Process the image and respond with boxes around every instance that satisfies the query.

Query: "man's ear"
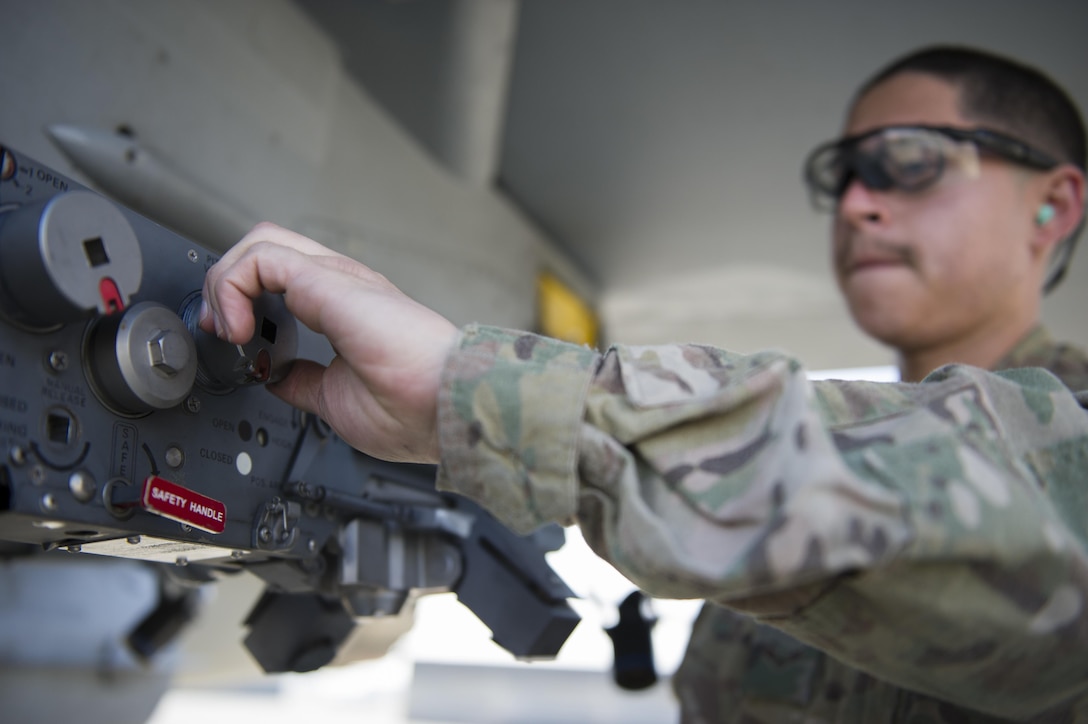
[1032,164,1086,255]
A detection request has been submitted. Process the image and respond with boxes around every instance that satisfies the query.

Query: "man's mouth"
[837,238,915,276]
[846,254,907,273]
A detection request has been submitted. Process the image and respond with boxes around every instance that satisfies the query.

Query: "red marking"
[254,348,272,382]
[141,475,226,534]
[99,277,125,314]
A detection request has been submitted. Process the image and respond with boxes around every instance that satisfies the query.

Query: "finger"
[205,242,309,343]
[221,222,347,267]
[266,358,328,417]
[201,223,349,336]
[209,243,399,346]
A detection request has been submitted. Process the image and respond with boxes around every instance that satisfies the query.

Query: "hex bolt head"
[147,330,191,377]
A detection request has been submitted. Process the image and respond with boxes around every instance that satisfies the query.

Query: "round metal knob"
[87,301,197,414]
[180,292,298,393]
[0,191,142,329]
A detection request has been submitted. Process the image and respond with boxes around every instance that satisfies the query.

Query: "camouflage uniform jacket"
[435,324,1088,722]
[670,325,1088,724]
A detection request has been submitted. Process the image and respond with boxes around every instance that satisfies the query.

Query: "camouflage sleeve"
[436,325,1088,718]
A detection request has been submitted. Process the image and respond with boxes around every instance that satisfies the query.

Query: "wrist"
[435,325,599,533]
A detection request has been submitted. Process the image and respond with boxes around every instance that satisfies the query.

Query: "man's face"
[833,72,1041,353]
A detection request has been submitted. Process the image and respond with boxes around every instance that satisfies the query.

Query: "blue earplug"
[1037,204,1056,225]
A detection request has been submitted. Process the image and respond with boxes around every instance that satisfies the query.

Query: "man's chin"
[842,265,918,304]
[845,299,921,348]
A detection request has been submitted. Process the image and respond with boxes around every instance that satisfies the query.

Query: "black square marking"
[47,412,72,444]
[260,317,278,344]
[83,237,110,267]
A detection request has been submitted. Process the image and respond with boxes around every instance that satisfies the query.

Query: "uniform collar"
[992,325,1053,372]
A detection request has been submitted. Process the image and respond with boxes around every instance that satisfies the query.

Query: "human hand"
[200,222,459,463]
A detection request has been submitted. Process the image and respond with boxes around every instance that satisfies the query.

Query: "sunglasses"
[802,125,1060,211]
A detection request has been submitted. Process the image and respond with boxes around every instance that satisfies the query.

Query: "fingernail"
[198,299,210,324]
[213,312,227,340]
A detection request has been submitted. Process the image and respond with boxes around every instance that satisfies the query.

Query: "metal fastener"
[68,470,96,503]
[165,446,184,468]
[147,330,190,377]
[47,350,68,372]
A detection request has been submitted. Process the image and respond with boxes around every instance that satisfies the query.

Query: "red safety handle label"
[141,475,226,534]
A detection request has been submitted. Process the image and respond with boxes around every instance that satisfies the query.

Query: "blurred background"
[0,1,1085,722]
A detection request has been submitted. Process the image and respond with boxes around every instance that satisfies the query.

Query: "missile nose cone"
[45,124,137,163]
[47,124,119,168]
[45,123,92,152]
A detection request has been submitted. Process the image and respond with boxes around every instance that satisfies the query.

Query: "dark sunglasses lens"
[805,129,951,209]
[804,144,849,209]
[853,153,895,191]
[876,132,946,191]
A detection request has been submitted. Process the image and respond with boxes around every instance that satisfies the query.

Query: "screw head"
[184,395,201,414]
[187,249,199,263]
[48,350,68,372]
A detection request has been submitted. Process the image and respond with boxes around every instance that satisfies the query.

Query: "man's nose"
[836,178,888,226]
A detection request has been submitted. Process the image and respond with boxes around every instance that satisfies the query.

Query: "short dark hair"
[855,45,1086,171]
